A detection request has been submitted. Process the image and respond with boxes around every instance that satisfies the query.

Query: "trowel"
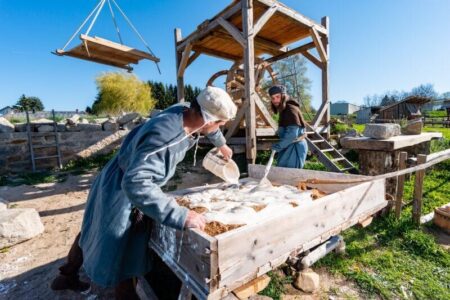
[251,150,276,192]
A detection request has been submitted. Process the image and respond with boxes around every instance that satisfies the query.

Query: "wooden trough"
[149,165,387,299]
[54,34,160,71]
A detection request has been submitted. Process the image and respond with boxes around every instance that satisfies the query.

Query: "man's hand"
[184,210,206,231]
[218,144,233,161]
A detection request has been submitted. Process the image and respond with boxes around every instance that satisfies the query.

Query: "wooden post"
[321,17,330,139]
[395,151,408,218]
[412,154,427,225]
[242,0,257,163]
[174,28,185,102]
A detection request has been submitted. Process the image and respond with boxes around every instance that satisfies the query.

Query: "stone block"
[102,120,119,131]
[37,125,54,132]
[363,123,401,139]
[0,208,45,248]
[0,117,14,133]
[293,269,320,293]
[122,122,139,131]
[66,114,80,125]
[77,123,102,131]
[117,112,139,125]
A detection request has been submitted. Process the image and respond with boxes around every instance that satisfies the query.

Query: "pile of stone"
[0,198,44,248]
[0,112,149,134]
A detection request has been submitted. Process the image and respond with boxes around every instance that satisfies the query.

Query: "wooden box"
[149,165,387,299]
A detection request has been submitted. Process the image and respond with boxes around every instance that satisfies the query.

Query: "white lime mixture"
[180,180,316,226]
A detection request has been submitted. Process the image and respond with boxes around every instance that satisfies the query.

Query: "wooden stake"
[242,0,257,163]
[174,28,185,102]
[320,17,330,136]
[412,154,427,225]
[395,151,408,218]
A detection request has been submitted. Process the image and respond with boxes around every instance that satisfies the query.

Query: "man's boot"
[51,233,90,292]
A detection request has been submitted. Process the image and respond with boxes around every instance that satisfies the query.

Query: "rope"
[61,0,104,51]
[85,0,107,36]
[107,0,124,45]
[302,150,450,185]
[111,0,161,74]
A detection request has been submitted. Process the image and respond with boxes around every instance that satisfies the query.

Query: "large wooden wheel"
[207,58,279,131]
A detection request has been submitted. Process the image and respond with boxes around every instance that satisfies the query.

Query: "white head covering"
[196,86,237,123]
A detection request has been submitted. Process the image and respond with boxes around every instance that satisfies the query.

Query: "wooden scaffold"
[174,0,331,163]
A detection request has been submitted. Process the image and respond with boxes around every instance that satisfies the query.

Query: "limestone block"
[363,123,401,139]
[66,114,80,125]
[0,208,45,248]
[122,122,139,131]
[117,112,139,125]
[293,269,320,293]
[80,118,89,124]
[0,117,14,133]
[37,125,54,132]
[102,120,119,131]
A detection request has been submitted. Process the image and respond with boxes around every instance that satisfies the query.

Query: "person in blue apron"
[51,86,237,299]
[269,85,308,169]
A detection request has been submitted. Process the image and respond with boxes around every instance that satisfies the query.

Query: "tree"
[266,54,313,113]
[15,94,44,112]
[409,83,438,99]
[92,72,155,115]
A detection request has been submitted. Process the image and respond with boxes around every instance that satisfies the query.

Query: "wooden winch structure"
[174,0,331,163]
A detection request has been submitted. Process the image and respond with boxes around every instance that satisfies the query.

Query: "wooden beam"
[218,17,246,48]
[395,151,408,218]
[186,51,201,68]
[257,0,328,35]
[320,16,330,133]
[265,42,315,63]
[212,29,285,56]
[232,275,271,299]
[253,5,278,35]
[242,0,257,163]
[177,42,192,78]
[310,27,328,63]
[174,29,185,102]
[254,94,278,130]
[177,1,242,52]
[192,45,241,61]
[312,100,329,129]
[412,154,427,225]
[225,101,248,140]
[302,50,323,69]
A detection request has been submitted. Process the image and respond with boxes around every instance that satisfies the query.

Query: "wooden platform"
[341,132,442,151]
[55,34,159,71]
[149,165,387,299]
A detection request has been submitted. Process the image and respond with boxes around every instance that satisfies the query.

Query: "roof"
[378,96,431,113]
[177,0,328,61]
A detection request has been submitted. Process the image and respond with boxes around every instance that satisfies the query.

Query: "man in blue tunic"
[51,86,237,299]
[269,85,309,169]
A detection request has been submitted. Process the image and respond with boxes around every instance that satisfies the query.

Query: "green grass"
[260,271,293,300]
[424,110,447,118]
[423,126,450,139]
[351,124,366,133]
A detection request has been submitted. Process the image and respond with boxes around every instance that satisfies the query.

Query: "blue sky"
[0,0,449,111]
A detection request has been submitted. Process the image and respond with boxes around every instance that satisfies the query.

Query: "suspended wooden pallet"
[54,0,160,72]
[55,35,159,72]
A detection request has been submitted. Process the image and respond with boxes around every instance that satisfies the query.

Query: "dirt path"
[0,164,366,300]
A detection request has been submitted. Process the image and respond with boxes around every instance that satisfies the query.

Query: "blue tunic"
[272,125,308,169]
[79,105,226,287]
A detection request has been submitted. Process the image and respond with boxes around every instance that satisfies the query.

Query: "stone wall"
[0,130,129,175]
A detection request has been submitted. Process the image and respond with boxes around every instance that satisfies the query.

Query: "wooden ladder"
[305,124,357,173]
[26,109,63,172]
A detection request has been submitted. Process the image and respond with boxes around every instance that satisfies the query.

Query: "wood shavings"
[192,207,208,214]
[297,182,308,191]
[290,202,298,207]
[204,221,244,236]
[251,204,267,212]
[176,197,190,208]
[311,189,327,200]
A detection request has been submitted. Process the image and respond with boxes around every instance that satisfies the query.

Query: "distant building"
[422,98,450,111]
[0,106,15,116]
[330,101,360,115]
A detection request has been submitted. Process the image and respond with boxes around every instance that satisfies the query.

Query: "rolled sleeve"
[272,126,301,152]
[206,129,226,148]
